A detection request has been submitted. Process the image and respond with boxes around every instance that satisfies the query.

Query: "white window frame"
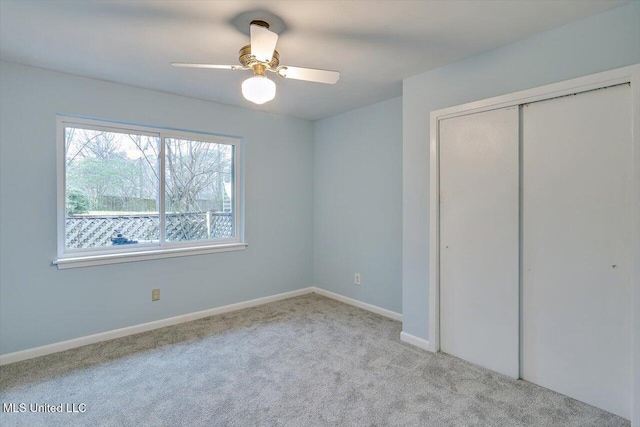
[54,116,246,269]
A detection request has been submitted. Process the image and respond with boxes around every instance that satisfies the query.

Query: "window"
[56,117,244,268]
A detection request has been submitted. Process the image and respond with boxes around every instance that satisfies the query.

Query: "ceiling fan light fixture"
[241,75,276,105]
[173,20,339,104]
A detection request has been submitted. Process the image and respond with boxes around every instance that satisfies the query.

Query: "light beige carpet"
[0,293,629,426]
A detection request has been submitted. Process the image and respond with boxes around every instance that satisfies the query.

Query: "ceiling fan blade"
[171,63,240,70]
[250,23,278,62]
[278,66,340,84]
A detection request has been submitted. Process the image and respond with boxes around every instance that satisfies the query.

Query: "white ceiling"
[0,0,629,120]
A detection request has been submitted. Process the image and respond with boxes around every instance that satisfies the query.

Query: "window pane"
[165,138,234,242]
[65,127,160,249]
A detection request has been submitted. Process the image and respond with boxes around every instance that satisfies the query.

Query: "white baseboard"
[400,331,432,352]
[0,287,314,366]
[310,287,402,321]
[1,286,404,366]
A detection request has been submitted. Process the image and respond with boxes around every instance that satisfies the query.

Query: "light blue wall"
[313,97,402,314]
[0,61,314,355]
[402,2,640,341]
[3,1,639,358]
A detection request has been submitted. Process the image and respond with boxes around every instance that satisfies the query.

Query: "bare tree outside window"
[63,126,235,250]
[65,128,159,214]
[165,138,234,242]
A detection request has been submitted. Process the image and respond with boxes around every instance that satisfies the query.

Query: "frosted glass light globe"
[241,75,276,104]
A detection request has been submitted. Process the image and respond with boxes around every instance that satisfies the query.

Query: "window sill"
[53,243,248,269]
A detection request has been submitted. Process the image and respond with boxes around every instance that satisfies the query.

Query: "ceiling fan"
[172,20,340,105]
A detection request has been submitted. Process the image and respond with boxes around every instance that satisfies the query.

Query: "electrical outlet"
[152,288,160,301]
[354,273,361,286]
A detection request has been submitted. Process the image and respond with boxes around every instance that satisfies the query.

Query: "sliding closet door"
[439,107,520,378]
[522,84,632,419]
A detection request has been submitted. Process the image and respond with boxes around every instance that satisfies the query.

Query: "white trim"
[0,287,314,366]
[311,287,403,321]
[56,117,66,260]
[0,286,402,366]
[159,133,167,247]
[428,110,440,353]
[631,64,640,427]
[429,64,640,424]
[431,66,637,121]
[400,331,430,351]
[56,115,238,144]
[53,243,248,269]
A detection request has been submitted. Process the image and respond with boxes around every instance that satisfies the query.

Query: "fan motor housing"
[239,45,280,69]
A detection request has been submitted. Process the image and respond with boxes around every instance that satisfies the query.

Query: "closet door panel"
[439,107,520,378]
[522,84,632,419]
